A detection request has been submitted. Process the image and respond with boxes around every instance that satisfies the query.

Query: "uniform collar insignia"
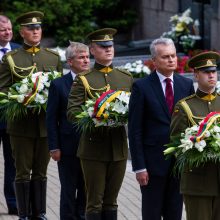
[196,89,216,101]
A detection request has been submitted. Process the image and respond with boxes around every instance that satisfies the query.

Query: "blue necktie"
[0,48,8,54]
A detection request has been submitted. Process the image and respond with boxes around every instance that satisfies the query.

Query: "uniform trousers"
[10,136,50,181]
[0,129,16,209]
[80,159,126,213]
[184,194,220,220]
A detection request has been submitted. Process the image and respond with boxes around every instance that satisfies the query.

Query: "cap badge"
[104,35,110,40]
[32,17,37,23]
[206,59,213,66]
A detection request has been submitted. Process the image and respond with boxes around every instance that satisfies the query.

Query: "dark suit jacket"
[46,72,80,155]
[0,42,20,129]
[128,71,195,176]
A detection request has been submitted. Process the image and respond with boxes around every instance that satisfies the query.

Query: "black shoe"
[8,207,18,215]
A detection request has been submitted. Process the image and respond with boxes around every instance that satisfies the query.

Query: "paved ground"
[0,147,186,220]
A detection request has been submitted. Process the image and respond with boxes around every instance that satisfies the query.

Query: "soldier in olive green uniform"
[170,51,220,220]
[67,28,133,220]
[0,11,62,220]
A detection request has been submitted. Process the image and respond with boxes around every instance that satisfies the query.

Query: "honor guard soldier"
[170,51,220,220]
[0,11,62,220]
[67,28,133,220]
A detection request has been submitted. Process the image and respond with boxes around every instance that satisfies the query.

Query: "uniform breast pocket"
[43,66,57,72]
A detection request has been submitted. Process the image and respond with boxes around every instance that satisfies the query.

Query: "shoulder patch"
[45,48,60,56]
[5,49,18,56]
[79,69,92,76]
[115,67,132,76]
[179,93,196,104]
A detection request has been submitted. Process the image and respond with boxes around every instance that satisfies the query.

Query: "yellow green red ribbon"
[93,90,123,119]
[190,111,220,142]
[23,75,41,106]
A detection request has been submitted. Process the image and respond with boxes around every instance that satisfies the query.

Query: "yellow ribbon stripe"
[96,91,122,118]
[24,75,42,106]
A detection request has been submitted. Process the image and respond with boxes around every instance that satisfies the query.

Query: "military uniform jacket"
[0,44,63,137]
[170,89,220,196]
[67,62,133,161]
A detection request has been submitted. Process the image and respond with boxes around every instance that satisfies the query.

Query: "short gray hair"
[65,41,89,60]
[150,38,175,58]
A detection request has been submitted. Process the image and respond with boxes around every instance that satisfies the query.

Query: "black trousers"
[58,155,86,220]
[140,174,183,220]
[0,128,16,210]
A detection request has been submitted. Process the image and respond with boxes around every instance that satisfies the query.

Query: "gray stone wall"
[132,0,220,51]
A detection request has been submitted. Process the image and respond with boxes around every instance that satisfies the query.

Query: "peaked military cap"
[86,28,117,46]
[16,11,44,28]
[188,51,220,71]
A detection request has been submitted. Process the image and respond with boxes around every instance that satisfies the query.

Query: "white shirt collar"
[0,42,11,51]
[156,71,174,83]
[71,70,76,80]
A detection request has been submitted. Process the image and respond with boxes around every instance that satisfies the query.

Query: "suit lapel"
[149,72,170,118]
[173,74,182,105]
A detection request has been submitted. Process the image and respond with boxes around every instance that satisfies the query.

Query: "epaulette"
[179,93,196,104]
[78,69,91,76]
[5,49,18,57]
[45,48,60,56]
[115,67,132,76]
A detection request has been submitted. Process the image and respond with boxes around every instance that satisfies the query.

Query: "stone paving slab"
[0,147,185,220]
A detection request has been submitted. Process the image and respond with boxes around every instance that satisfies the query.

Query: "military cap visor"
[95,41,114,47]
[86,28,117,44]
[16,11,44,26]
[188,51,220,70]
[197,66,217,72]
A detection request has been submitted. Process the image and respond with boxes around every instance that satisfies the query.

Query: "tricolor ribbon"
[23,75,41,106]
[93,90,123,119]
[190,111,220,143]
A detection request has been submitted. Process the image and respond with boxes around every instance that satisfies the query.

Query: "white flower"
[35,93,46,104]
[112,100,127,114]
[179,139,193,152]
[17,94,25,103]
[19,84,28,94]
[117,91,130,104]
[195,140,206,152]
[213,125,220,133]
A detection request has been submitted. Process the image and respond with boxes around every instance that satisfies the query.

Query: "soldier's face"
[195,70,217,93]
[19,26,42,46]
[152,44,177,77]
[0,20,13,46]
[90,43,114,65]
[68,50,90,74]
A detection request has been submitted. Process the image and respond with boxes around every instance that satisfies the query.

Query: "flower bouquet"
[164,112,220,174]
[75,90,130,131]
[0,71,61,121]
[161,8,201,53]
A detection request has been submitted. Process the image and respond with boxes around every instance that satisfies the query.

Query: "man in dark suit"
[47,42,90,220]
[0,14,20,215]
[128,38,195,220]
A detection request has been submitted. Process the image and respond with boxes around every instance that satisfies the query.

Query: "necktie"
[165,78,174,113]
[0,48,8,54]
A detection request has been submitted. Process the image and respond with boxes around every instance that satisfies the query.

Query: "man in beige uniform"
[0,11,62,220]
[67,28,133,220]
